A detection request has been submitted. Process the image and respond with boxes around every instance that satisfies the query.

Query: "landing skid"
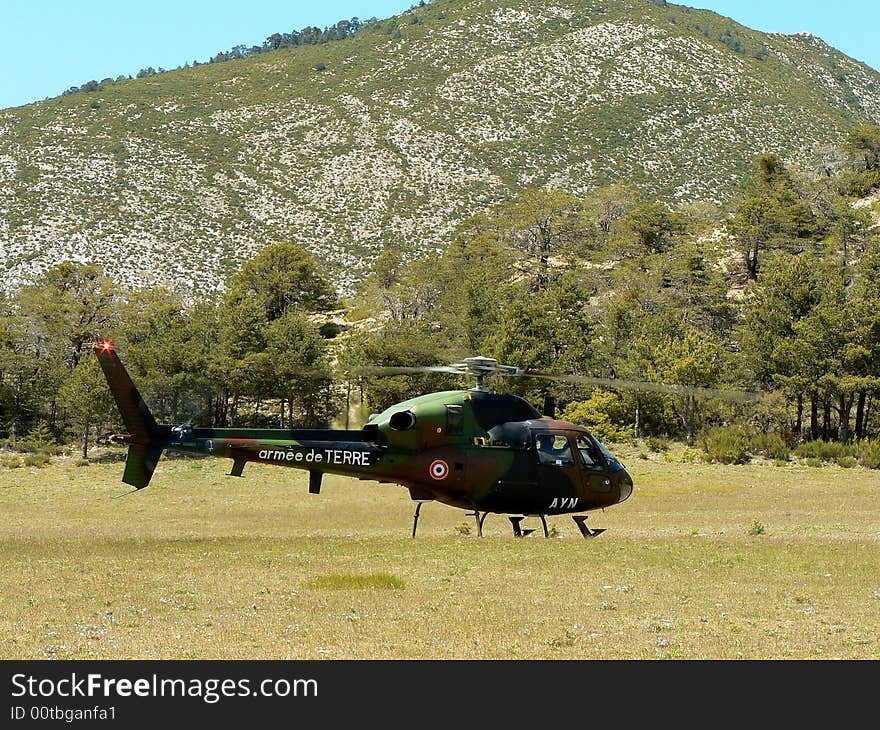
[410,506,604,539]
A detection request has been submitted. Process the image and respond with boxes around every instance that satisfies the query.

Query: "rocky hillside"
[1,0,879,296]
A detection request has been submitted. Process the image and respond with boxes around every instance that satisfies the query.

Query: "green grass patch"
[306,573,405,590]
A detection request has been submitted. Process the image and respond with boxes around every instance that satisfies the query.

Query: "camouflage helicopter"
[94,341,755,538]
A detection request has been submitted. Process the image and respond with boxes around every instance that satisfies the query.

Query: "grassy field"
[1,446,878,660]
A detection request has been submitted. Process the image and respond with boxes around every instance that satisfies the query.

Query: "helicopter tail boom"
[94,341,170,489]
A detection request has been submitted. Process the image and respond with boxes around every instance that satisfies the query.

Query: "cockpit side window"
[576,435,605,470]
[446,404,464,436]
[535,434,574,465]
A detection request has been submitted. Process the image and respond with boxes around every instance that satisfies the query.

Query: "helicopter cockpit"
[529,425,631,503]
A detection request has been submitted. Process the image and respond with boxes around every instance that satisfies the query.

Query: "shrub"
[16,422,61,454]
[561,390,633,444]
[748,519,765,536]
[23,453,51,468]
[699,425,749,464]
[746,391,791,435]
[748,431,789,460]
[804,457,823,468]
[837,169,880,197]
[0,454,22,469]
[792,441,819,460]
[663,447,702,464]
[855,439,880,469]
[644,436,669,452]
[836,456,857,469]
[75,458,90,467]
[793,440,854,462]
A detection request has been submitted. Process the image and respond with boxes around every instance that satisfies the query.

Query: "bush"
[837,169,880,197]
[855,439,880,469]
[749,431,789,460]
[663,447,702,463]
[644,436,669,452]
[792,441,819,460]
[746,392,791,435]
[804,457,823,468]
[793,440,854,462]
[561,390,633,444]
[699,425,750,464]
[0,454,22,469]
[15,422,63,455]
[23,453,51,468]
[836,456,857,469]
[75,458,90,467]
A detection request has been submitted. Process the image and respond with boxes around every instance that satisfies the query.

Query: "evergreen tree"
[727,154,819,279]
[225,241,336,321]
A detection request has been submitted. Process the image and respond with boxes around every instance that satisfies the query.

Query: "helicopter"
[94,341,757,539]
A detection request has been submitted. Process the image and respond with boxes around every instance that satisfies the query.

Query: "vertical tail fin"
[121,444,166,490]
[94,341,168,489]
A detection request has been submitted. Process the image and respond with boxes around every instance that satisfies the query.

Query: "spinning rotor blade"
[343,361,761,403]
[510,371,762,404]
[344,365,464,377]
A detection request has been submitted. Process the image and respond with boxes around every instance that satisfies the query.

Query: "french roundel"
[429,459,449,480]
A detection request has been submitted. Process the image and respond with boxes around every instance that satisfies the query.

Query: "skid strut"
[509,515,549,538]
[572,515,606,539]
[466,510,485,537]
[411,501,430,538]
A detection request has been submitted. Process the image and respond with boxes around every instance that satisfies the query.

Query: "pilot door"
[574,434,613,495]
[533,432,582,508]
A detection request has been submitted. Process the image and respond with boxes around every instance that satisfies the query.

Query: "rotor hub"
[451,356,522,391]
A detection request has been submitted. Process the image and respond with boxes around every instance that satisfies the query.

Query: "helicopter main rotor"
[347,356,761,403]
[447,356,521,391]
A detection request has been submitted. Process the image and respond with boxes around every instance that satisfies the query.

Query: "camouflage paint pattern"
[96,346,633,518]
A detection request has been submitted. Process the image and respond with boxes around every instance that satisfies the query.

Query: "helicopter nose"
[616,469,634,503]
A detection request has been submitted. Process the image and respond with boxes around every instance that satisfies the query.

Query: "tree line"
[347,124,880,459]
[0,244,339,458]
[61,2,435,96]
[61,15,374,97]
[1,124,878,464]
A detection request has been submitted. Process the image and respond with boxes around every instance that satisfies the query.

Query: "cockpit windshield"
[575,434,603,470]
[592,435,624,472]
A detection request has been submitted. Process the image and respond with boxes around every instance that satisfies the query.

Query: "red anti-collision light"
[97,339,115,351]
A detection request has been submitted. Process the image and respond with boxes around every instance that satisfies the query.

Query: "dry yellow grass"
[1,446,878,659]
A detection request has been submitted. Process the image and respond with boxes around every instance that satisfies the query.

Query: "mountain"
[1,0,879,296]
